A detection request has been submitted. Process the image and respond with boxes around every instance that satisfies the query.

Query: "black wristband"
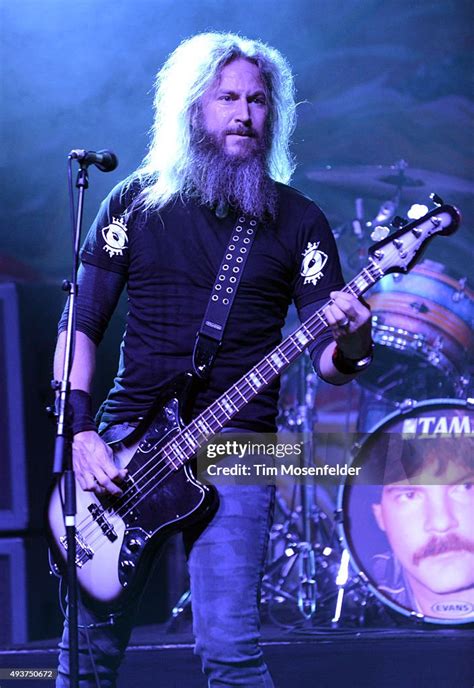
[68,389,97,435]
[332,343,374,375]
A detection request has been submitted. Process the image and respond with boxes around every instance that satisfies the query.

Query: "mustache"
[225,127,257,138]
[413,533,474,566]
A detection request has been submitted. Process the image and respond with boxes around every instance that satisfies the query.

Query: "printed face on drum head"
[372,458,474,611]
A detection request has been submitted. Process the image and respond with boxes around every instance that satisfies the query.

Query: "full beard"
[184,125,278,223]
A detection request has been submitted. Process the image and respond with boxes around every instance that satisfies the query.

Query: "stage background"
[0,0,472,644]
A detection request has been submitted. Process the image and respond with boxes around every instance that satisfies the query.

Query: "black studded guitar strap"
[192,214,259,380]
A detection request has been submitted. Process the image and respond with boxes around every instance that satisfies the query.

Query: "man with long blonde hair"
[54,32,372,686]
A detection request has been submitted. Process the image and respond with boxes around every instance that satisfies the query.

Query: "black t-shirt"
[70,180,345,432]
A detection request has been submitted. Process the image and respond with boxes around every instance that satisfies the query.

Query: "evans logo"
[431,601,473,616]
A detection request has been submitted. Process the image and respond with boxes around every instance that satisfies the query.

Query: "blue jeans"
[57,426,275,687]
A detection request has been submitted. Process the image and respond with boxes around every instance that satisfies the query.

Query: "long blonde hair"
[131,32,297,211]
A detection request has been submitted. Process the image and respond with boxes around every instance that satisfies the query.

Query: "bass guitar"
[47,201,461,605]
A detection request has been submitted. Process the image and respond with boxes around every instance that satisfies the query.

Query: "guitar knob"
[128,539,142,552]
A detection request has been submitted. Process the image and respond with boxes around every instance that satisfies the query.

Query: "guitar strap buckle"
[192,332,220,380]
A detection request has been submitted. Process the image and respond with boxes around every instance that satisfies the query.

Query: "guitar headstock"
[368,203,461,276]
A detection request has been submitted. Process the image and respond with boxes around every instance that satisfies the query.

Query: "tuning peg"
[430,193,444,206]
[391,216,408,228]
[370,225,390,241]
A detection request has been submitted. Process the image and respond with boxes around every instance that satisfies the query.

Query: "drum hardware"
[373,197,398,225]
[360,259,474,402]
[452,277,467,302]
[262,539,320,618]
[398,397,416,411]
[333,191,402,272]
[409,301,429,313]
[281,359,320,620]
[262,536,348,626]
[427,337,444,367]
[342,192,409,272]
[269,357,393,628]
[171,589,191,619]
[296,366,321,620]
[263,356,343,622]
[371,318,426,350]
[351,197,364,238]
[331,548,350,625]
[330,511,352,625]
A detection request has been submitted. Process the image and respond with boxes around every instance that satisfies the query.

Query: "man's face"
[372,459,474,596]
[199,57,269,157]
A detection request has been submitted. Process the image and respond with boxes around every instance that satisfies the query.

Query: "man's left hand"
[324,290,373,357]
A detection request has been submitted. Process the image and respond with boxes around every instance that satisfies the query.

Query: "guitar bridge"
[88,503,118,542]
[60,531,94,568]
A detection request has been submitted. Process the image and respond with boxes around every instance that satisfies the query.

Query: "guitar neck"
[160,202,460,468]
[163,261,384,464]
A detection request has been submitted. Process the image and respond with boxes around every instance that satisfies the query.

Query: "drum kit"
[263,161,474,628]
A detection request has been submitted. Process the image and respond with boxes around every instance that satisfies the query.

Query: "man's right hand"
[73,430,127,496]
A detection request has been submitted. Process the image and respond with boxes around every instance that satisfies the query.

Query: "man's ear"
[372,503,386,531]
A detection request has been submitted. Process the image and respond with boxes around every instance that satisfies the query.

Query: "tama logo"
[431,602,473,616]
[402,415,472,436]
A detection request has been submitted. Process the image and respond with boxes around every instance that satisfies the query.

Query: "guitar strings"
[76,266,380,550]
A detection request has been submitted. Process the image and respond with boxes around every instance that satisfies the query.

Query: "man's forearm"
[54,330,98,392]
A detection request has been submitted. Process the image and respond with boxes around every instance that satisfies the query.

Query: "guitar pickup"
[88,503,118,542]
[121,475,141,507]
[111,475,142,525]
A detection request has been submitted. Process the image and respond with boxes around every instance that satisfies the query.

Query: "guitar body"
[47,374,218,606]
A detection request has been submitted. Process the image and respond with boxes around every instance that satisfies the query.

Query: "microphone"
[69,149,118,172]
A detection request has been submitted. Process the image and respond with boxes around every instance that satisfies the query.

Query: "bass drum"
[338,399,474,625]
[360,260,473,401]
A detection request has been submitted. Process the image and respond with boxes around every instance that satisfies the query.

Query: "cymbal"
[305,165,474,199]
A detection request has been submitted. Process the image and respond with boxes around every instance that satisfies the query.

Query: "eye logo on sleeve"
[101,217,129,257]
[300,241,328,286]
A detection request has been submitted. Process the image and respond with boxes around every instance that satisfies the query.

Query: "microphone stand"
[296,362,319,619]
[51,158,91,688]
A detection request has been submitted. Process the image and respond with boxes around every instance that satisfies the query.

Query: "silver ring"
[339,317,350,328]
